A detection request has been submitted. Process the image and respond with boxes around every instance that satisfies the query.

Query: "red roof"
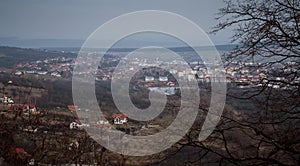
[68,105,78,111]
[29,104,36,109]
[112,114,127,119]
[11,147,25,153]
[9,104,36,111]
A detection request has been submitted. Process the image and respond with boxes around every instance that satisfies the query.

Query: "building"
[145,76,154,82]
[9,104,37,113]
[159,76,168,82]
[167,81,175,86]
[69,120,90,130]
[178,72,184,78]
[112,114,128,125]
[2,96,14,104]
[68,105,79,112]
[94,119,111,128]
[169,69,177,74]
[188,74,196,81]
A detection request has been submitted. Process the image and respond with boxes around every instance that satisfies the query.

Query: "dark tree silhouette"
[213,0,299,86]
[183,0,300,165]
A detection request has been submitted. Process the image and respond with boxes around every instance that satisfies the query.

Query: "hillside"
[0,46,77,68]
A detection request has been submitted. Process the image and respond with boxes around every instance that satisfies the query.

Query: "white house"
[112,114,128,125]
[159,76,168,82]
[145,76,154,82]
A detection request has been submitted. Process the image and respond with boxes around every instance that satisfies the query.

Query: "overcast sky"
[0,0,233,47]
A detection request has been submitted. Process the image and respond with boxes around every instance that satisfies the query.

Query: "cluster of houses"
[0,96,14,105]
[12,50,299,90]
[7,104,39,115]
[69,112,128,130]
[15,56,73,78]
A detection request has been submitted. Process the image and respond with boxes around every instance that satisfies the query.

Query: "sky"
[0,0,233,47]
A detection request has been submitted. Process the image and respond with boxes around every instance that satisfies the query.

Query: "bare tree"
[184,0,300,165]
[213,0,299,85]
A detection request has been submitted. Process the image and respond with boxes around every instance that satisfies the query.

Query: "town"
[0,47,299,165]
[12,49,299,89]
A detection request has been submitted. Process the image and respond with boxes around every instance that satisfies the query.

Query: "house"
[68,105,79,112]
[167,81,175,86]
[9,105,24,113]
[112,114,128,125]
[69,120,89,130]
[69,122,81,130]
[9,104,37,113]
[145,76,154,82]
[14,71,23,76]
[159,76,168,82]
[68,141,79,150]
[11,147,26,153]
[169,69,177,74]
[94,119,111,128]
[10,147,31,160]
[22,126,38,133]
[28,105,37,113]
[3,96,14,104]
[187,74,195,81]
[96,119,109,125]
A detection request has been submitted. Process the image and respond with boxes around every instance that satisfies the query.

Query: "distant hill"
[0,46,77,68]
[0,44,236,69]
[0,37,84,48]
[42,44,237,53]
